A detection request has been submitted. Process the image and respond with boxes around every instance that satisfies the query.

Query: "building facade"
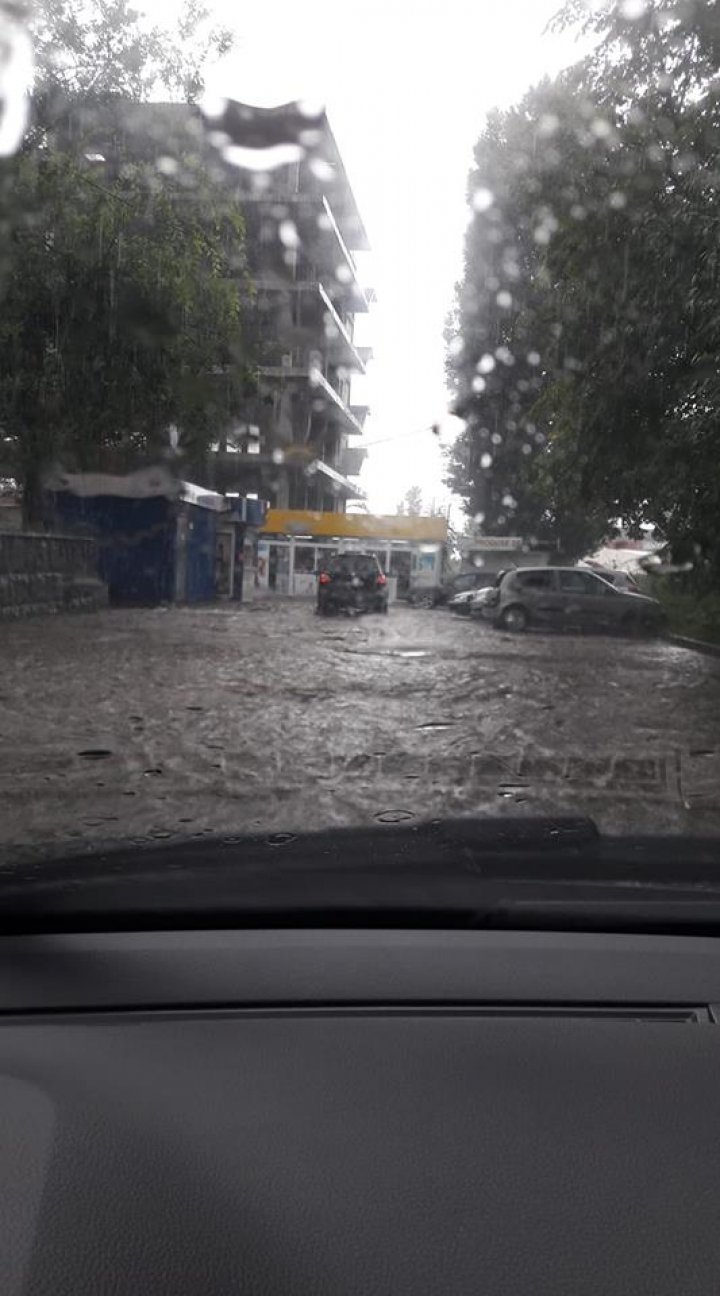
[205,104,372,514]
[80,99,372,514]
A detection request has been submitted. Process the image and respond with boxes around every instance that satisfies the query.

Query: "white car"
[468,585,500,618]
[447,588,479,615]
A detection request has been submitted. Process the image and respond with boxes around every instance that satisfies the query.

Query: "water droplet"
[522,443,533,456]
[591,117,612,140]
[272,448,285,464]
[496,290,512,309]
[156,156,178,176]
[480,452,493,469]
[477,353,496,374]
[298,98,326,119]
[279,219,299,249]
[491,431,503,446]
[495,345,514,366]
[570,204,586,220]
[527,351,541,366]
[620,0,646,17]
[473,512,485,525]
[538,113,560,137]
[472,375,486,393]
[502,493,517,509]
[472,187,494,213]
[449,336,464,357]
[309,157,334,182]
[223,142,303,172]
[609,190,626,209]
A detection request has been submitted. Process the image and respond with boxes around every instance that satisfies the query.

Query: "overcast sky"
[204,0,584,514]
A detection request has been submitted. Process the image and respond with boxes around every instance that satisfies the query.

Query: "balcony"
[319,196,370,311]
[309,458,365,499]
[256,363,365,437]
[308,367,365,436]
[317,283,366,372]
[246,192,371,311]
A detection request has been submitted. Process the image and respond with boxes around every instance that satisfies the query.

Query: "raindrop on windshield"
[279,219,300,249]
[480,452,493,469]
[472,187,494,213]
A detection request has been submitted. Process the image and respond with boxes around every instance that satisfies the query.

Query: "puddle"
[375,809,415,824]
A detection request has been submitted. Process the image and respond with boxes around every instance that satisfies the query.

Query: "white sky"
[203,0,584,514]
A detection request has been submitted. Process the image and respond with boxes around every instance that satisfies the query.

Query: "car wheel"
[499,604,528,633]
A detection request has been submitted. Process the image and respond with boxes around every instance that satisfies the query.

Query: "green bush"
[643,577,720,645]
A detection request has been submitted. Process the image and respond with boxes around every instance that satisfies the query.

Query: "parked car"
[476,566,665,635]
[581,563,641,594]
[317,552,389,615]
[448,588,481,615]
[467,571,510,618]
[409,569,497,609]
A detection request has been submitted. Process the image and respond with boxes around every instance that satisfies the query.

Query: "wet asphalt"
[2,598,720,861]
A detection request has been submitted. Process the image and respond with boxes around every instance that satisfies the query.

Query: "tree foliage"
[447,0,720,575]
[0,0,250,520]
[396,484,424,516]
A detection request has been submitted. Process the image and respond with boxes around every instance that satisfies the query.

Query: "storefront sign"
[468,535,523,550]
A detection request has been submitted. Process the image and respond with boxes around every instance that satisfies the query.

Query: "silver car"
[481,567,665,635]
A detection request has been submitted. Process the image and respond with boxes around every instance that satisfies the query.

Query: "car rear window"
[329,555,378,575]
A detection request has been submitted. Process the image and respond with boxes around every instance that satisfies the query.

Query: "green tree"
[448,0,720,576]
[397,485,423,516]
[0,0,249,522]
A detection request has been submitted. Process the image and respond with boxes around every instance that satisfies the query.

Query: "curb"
[669,633,720,659]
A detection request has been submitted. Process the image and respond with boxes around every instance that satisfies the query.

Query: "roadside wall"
[0,531,108,619]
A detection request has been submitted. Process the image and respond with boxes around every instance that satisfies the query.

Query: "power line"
[362,422,441,449]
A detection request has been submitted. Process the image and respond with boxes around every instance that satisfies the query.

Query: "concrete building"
[73,100,372,515]
[204,103,372,514]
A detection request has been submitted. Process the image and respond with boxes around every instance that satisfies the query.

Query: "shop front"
[257,510,448,600]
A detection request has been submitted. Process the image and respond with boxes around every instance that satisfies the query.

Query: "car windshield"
[2,0,720,874]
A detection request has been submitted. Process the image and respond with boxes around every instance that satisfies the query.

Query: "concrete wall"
[0,531,108,619]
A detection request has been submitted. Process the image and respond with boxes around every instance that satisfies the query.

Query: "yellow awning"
[261,509,447,542]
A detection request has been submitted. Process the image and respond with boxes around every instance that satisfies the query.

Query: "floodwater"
[1,599,720,862]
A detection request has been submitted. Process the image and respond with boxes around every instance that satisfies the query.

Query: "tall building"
[65,100,372,512]
[206,104,372,513]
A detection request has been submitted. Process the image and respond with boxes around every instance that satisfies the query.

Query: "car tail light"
[376,573,387,586]
[319,572,330,585]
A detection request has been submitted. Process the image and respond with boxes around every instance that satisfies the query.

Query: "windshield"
[2,0,720,870]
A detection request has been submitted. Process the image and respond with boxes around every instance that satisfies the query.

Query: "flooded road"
[2,600,720,861]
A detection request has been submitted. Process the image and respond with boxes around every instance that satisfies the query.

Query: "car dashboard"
[3,924,720,1294]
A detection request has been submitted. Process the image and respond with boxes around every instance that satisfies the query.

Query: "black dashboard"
[4,925,720,1294]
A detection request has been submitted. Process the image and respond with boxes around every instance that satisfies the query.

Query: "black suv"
[317,553,389,615]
